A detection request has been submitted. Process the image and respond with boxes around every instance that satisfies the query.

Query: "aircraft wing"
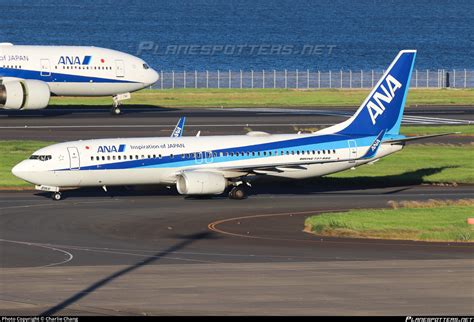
[209,133,387,177]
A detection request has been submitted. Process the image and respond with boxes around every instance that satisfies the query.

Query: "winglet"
[361,129,386,159]
[171,117,186,137]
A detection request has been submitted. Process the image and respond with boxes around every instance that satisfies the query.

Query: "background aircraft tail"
[318,50,416,136]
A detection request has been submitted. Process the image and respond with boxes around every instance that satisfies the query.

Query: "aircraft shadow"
[34,166,455,200]
[39,231,215,316]
[0,104,175,118]
[249,166,457,195]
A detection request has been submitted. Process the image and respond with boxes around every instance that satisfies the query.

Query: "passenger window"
[91,156,94,161]
[107,156,111,160]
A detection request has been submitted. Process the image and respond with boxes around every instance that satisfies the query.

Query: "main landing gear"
[228,184,248,200]
[111,92,131,116]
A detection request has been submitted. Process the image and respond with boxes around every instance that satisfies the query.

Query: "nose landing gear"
[111,92,131,116]
[51,192,62,201]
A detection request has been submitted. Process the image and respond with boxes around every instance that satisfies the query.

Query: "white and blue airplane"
[0,43,159,114]
[12,50,452,200]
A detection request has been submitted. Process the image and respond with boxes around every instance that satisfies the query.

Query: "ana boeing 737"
[0,43,159,114]
[12,50,453,200]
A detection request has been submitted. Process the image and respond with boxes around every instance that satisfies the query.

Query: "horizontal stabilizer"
[383,132,459,144]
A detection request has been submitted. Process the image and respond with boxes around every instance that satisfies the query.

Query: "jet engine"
[176,172,228,195]
[0,80,51,110]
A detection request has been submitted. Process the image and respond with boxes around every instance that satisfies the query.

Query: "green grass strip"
[305,205,474,242]
[49,88,474,108]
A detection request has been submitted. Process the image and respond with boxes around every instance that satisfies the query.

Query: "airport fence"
[152,69,474,89]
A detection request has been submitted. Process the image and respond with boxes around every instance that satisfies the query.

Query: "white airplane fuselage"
[11,133,404,190]
[0,44,159,110]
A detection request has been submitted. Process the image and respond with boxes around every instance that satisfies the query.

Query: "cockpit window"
[143,63,150,70]
[29,155,52,161]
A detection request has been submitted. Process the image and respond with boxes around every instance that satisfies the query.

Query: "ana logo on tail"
[366,74,402,125]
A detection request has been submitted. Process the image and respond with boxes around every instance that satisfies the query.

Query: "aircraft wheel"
[111,106,121,115]
[229,185,247,200]
[52,192,62,201]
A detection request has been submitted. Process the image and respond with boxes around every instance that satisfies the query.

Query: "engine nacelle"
[176,172,228,195]
[0,80,50,110]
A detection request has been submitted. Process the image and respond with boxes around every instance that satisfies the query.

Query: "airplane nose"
[149,69,159,85]
[11,162,25,179]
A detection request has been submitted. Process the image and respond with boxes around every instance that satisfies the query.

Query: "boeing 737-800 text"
[0,43,159,114]
[12,50,451,200]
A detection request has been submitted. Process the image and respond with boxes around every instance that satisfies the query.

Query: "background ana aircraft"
[11,50,452,200]
[0,43,159,114]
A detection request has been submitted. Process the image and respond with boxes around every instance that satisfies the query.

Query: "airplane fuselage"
[12,132,404,190]
[0,44,159,96]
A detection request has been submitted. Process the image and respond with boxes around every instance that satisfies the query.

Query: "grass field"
[400,125,474,136]
[49,88,474,108]
[0,140,472,188]
[304,200,474,242]
[327,143,474,184]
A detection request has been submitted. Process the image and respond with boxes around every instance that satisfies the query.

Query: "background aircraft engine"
[176,172,228,195]
[0,80,51,110]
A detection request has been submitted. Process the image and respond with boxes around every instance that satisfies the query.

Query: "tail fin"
[319,50,416,136]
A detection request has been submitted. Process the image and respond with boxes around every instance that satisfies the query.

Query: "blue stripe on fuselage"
[56,133,394,172]
[0,67,136,83]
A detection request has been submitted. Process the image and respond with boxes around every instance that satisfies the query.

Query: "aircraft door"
[204,151,214,164]
[67,147,80,170]
[194,152,204,164]
[115,59,125,77]
[40,59,51,77]
[348,140,357,160]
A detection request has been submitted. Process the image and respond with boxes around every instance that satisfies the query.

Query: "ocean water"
[0,0,472,71]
